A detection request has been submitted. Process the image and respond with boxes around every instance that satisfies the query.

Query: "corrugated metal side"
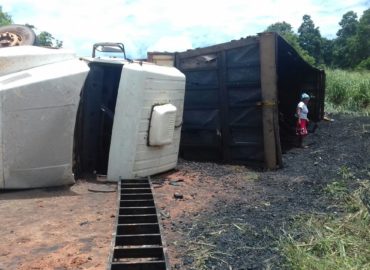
[175,37,264,165]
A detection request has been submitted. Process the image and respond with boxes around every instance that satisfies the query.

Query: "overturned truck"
[0,26,186,189]
[173,32,325,169]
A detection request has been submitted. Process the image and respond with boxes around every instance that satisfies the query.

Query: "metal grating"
[108,178,169,270]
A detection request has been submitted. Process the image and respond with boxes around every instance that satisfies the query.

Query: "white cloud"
[148,36,193,52]
[1,0,369,57]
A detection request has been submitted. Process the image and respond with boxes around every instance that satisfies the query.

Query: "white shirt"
[297,101,308,119]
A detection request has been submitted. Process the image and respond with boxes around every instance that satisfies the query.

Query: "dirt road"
[0,181,116,270]
[0,114,368,270]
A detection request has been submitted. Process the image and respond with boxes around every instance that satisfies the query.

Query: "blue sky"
[2,0,369,58]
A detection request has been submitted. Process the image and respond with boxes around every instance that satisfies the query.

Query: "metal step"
[121,188,152,194]
[121,184,151,189]
[113,246,164,259]
[121,194,154,200]
[115,234,162,246]
[120,200,155,207]
[111,261,167,270]
[119,207,156,215]
[108,178,169,270]
[118,214,158,224]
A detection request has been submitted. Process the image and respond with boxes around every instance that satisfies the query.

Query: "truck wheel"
[0,24,36,47]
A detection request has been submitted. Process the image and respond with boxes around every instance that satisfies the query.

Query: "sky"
[1,0,369,58]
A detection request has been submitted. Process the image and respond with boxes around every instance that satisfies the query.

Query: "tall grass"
[325,69,370,113]
[280,175,370,270]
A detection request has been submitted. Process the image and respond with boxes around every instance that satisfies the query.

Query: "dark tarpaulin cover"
[176,34,325,165]
[176,38,265,164]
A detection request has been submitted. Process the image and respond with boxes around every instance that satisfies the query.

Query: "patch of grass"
[242,172,260,181]
[324,181,348,199]
[185,219,266,269]
[280,181,370,270]
[338,166,356,180]
[227,165,260,181]
[324,166,355,199]
[325,69,370,114]
[185,221,236,269]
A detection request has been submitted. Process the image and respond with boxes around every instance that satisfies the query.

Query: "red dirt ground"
[0,180,116,270]
[152,165,255,267]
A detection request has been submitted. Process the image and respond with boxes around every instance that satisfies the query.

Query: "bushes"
[325,69,370,113]
[356,57,370,70]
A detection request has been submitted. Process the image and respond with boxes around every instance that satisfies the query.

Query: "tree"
[321,37,334,67]
[265,21,315,66]
[298,15,322,64]
[0,6,13,26]
[37,31,53,47]
[333,11,359,68]
[354,8,370,68]
[266,21,294,35]
[36,31,63,48]
[337,11,359,39]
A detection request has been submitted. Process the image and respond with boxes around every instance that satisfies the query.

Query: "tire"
[0,24,36,47]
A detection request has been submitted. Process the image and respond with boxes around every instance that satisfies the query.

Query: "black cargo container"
[175,32,325,169]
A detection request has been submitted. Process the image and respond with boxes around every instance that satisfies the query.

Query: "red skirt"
[296,119,308,136]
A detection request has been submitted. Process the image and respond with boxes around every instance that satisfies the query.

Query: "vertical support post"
[260,32,280,169]
[320,70,326,120]
[0,92,3,188]
[219,50,231,162]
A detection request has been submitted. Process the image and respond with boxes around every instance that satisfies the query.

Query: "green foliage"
[283,33,316,66]
[338,166,355,180]
[325,69,370,112]
[0,6,12,26]
[333,11,359,68]
[264,22,315,66]
[321,37,334,67]
[281,179,370,270]
[265,21,294,35]
[354,9,370,66]
[37,31,53,47]
[356,57,370,70]
[325,181,348,199]
[37,31,63,48]
[266,9,370,70]
[333,9,370,69]
[298,15,322,65]
[337,11,359,39]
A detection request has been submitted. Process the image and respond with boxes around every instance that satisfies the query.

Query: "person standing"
[296,93,310,148]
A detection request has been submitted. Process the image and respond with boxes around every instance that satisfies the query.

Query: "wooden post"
[260,32,280,169]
